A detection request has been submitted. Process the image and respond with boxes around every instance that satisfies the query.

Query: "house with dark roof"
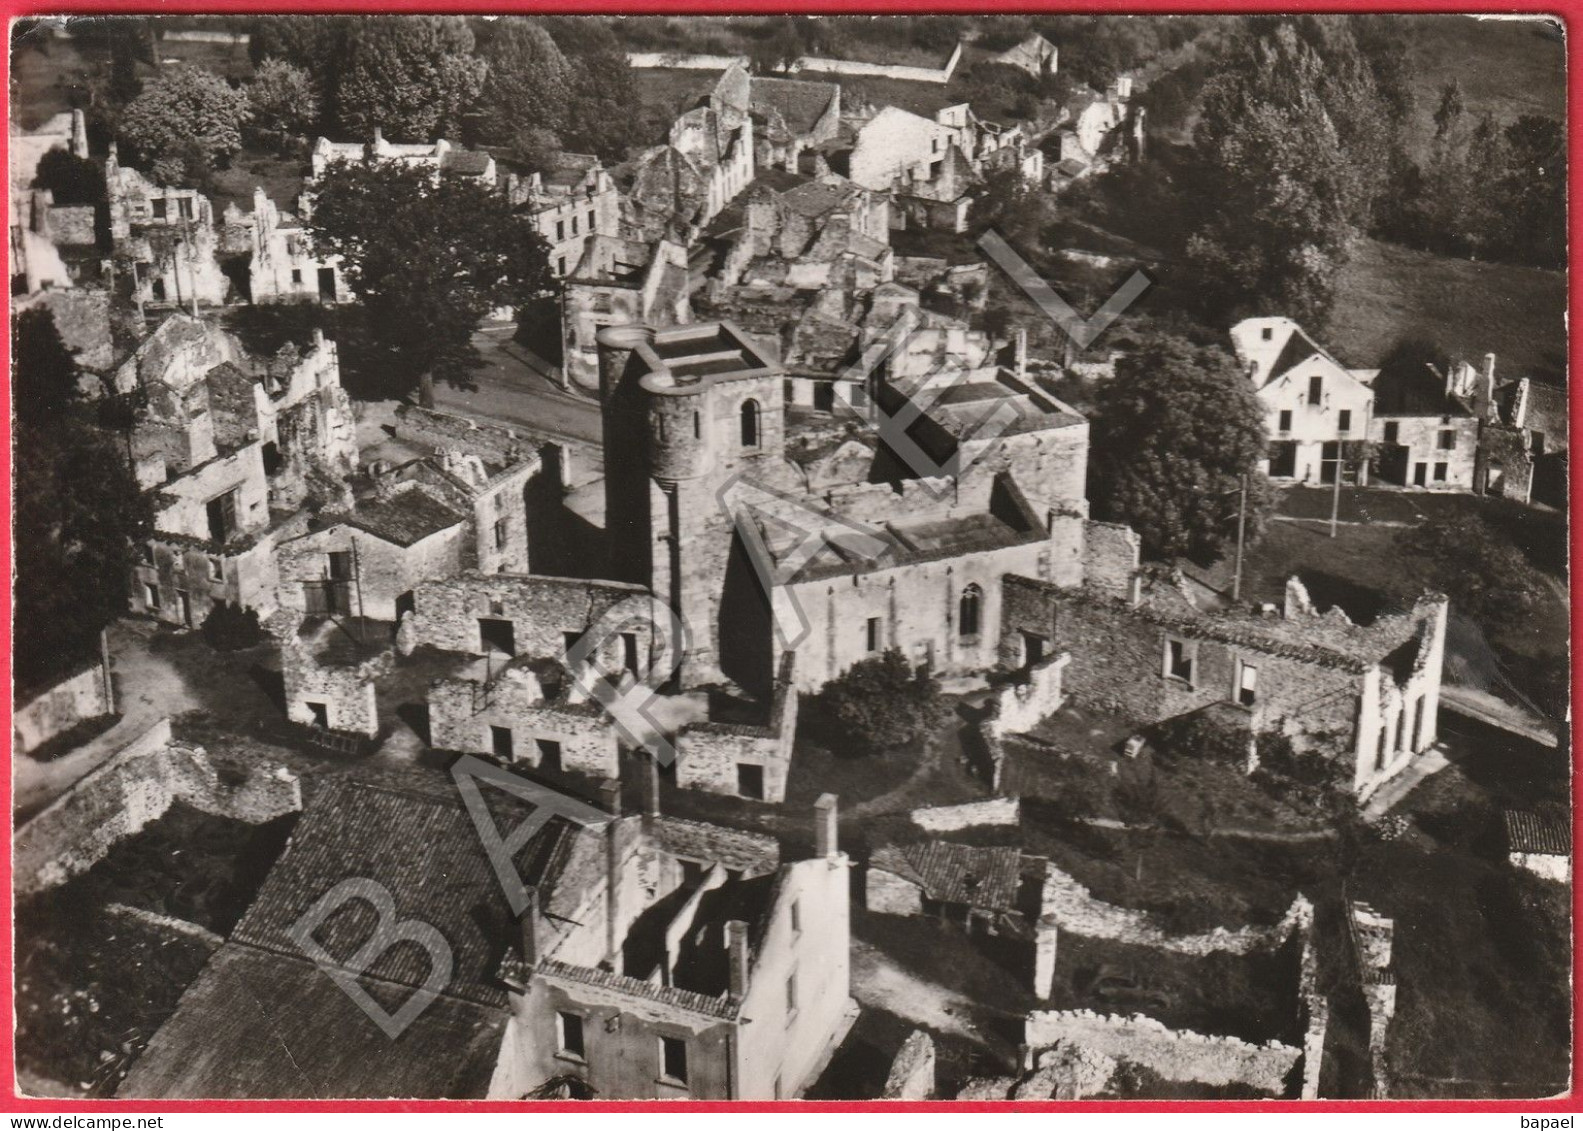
[749,76,841,173]
[1367,349,1480,490]
[275,445,539,624]
[867,840,1038,930]
[1230,317,1377,485]
[118,773,603,1098]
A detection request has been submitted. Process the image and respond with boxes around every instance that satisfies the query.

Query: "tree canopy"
[246,58,320,148]
[334,16,486,143]
[12,309,151,691]
[307,159,554,407]
[480,20,571,141]
[118,65,250,185]
[1088,332,1271,561]
[32,148,107,207]
[1181,23,1372,326]
[811,649,952,757]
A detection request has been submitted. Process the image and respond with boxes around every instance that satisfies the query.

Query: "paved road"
[433,323,604,452]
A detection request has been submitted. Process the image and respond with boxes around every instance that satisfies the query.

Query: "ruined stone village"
[9,15,1570,1104]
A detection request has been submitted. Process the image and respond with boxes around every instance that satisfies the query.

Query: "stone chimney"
[725,919,751,997]
[1033,915,1059,999]
[814,793,839,858]
[519,886,541,965]
[1478,353,1497,418]
[600,777,622,815]
[371,126,384,149]
[1014,327,1028,381]
[646,752,662,818]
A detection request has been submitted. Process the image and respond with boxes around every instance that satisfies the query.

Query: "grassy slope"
[1400,15,1566,160]
[1323,238,1567,382]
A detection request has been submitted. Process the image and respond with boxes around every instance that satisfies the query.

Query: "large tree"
[542,19,652,161]
[480,20,571,142]
[12,309,151,691]
[1088,333,1271,561]
[117,65,249,184]
[1182,23,1364,325]
[334,16,486,143]
[307,160,554,407]
[246,58,320,149]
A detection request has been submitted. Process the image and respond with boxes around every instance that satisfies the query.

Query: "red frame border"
[2,0,1579,1113]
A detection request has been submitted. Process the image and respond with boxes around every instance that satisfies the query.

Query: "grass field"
[1400,15,1565,160]
[1324,238,1567,382]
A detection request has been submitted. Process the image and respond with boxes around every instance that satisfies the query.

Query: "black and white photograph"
[7,11,1570,1107]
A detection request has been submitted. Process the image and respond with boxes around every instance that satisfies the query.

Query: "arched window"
[959,584,982,638]
[740,399,761,448]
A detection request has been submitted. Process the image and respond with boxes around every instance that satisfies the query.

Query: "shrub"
[201,601,264,651]
[811,650,953,757]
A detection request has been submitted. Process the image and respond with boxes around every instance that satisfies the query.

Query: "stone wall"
[14,650,112,755]
[882,1030,937,1099]
[15,719,302,896]
[865,867,924,916]
[985,652,1070,738]
[1041,864,1313,957]
[280,638,391,737]
[1082,520,1140,598]
[1022,1010,1300,1095]
[627,51,750,70]
[788,42,964,84]
[428,664,621,779]
[910,796,1020,832]
[675,655,798,801]
[412,573,652,667]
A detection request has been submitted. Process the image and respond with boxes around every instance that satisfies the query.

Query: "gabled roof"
[233,776,592,1009]
[118,944,509,1099]
[326,487,466,548]
[1371,360,1473,418]
[871,841,1022,912]
[750,76,839,138]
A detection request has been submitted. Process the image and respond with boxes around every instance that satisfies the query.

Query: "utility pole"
[1232,474,1248,603]
[1330,446,1344,539]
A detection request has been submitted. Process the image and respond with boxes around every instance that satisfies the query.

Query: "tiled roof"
[751,76,839,138]
[1504,809,1570,855]
[329,488,465,547]
[118,945,509,1099]
[233,777,586,1009]
[534,958,739,1020]
[1372,360,1472,417]
[872,841,1023,912]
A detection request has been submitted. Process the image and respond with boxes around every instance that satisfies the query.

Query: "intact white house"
[1230,318,1376,485]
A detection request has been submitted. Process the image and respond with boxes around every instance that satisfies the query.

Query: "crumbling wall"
[428,667,621,778]
[985,652,1069,737]
[1023,1010,1299,1095]
[15,719,302,896]
[280,637,391,737]
[865,868,924,916]
[412,573,651,665]
[911,796,1020,832]
[1082,520,1140,597]
[14,654,112,755]
[1041,865,1313,957]
[675,656,798,801]
[882,1030,937,1099]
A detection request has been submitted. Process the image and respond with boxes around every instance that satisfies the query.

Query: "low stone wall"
[789,42,963,84]
[14,651,112,755]
[866,866,924,916]
[15,720,302,897]
[627,51,749,70]
[1298,921,1328,1100]
[986,652,1070,738]
[1041,864,1313,956]
[1023,1010,1300,1095]
[882,1030,936,1099]
[911,796,1020,832]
